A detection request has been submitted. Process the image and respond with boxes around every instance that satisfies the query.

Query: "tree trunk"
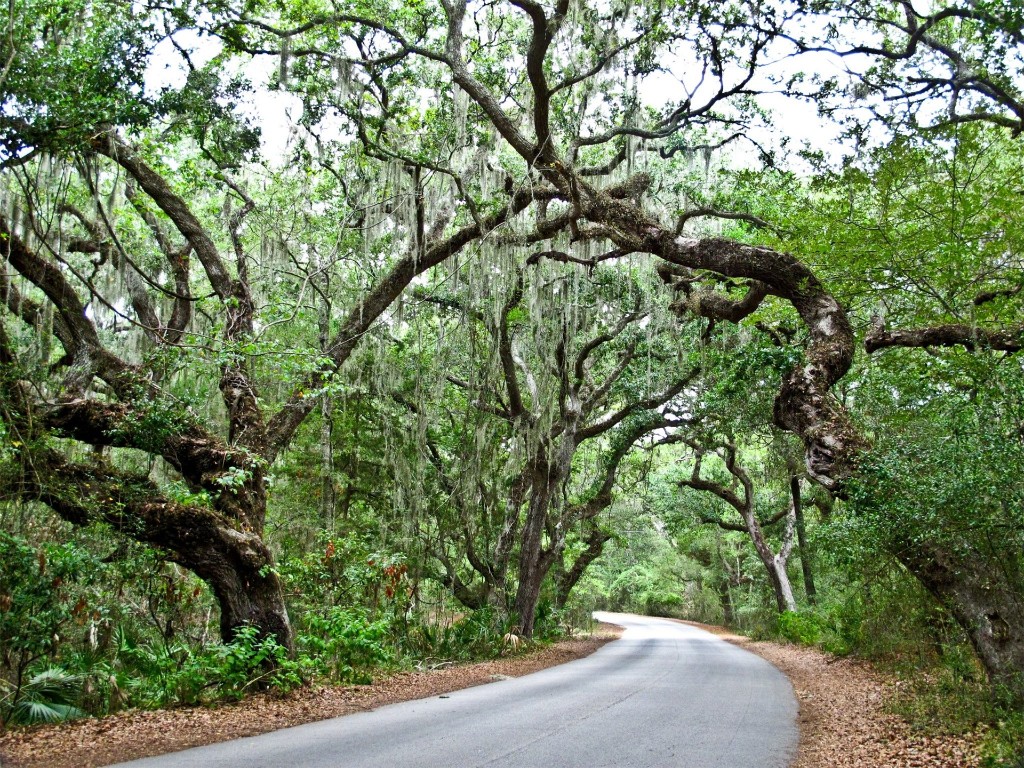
[512,574,543,638]
[717,542,740,626]
[21,444,295,651]
[317,266,336,530]
[792,477,817,605]
[897,539,1024,703]
[554,524,610,609]
[194,533,293,650]
[512,480,551,638]
[769,560,798,614]
[320,396,335,529]
[745,507,797,614]
[719,582,736,625]
[512,452,570,637]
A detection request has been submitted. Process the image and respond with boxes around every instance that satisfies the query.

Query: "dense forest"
[1,0,1023,761]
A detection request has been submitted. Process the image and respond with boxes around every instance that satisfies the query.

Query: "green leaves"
[157,68,262,168]
[0,0,157,156]
[298,608,392,683]
[0,532,98,669]
[1,668,85,726]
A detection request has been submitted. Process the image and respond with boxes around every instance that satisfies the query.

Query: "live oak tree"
[214,0,866,641]
[211,0,865,492]
[0,130,550,650]
[677,438,800,614]
[770,125,1024,699]
[3,0,1024,703]
[1,0,856,651]
[803,4,1024,697]
[0,0,559,648]
[389,259,693,636]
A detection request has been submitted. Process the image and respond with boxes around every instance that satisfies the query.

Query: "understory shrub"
[0,667,85,726]
[404,607,514,662]
[120,624,303,708]
[298,608,392,684]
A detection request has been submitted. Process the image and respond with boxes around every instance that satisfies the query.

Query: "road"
[113,612,798,768]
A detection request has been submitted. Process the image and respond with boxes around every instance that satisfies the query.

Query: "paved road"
[113,612,797,768]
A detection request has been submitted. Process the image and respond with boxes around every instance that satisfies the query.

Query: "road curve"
[112,612,797,768]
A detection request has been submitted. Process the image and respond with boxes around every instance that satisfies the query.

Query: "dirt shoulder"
[0,625,621,768]
[670,619,986,768]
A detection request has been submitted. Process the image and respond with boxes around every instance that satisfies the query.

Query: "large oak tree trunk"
[175,524,292,650]
[22,446,295,650]
[898,540,1024,703]
[512,473,554,638]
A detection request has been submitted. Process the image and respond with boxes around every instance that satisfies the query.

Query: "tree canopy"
[1,0,1024,740]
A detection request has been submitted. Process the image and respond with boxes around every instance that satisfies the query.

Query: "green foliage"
[0,0,156,154]
[609,563,686,617]
[404,608,516,662]
[1,0,1023,754]
[104,395,199,456]
[213,626,303,697]
[156,67,262,167]
[298,609,392,684]
[0,667,85,726]
[116,626,302,708]
[278,534,412,620]
[775,611,825,646]
[981,712,1024,768]
[580,498,718,622]
[0,531,98,686]
[0,525,311,717]
[213,466,253,496]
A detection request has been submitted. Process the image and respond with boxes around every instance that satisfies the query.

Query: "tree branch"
[865,322,1023,354]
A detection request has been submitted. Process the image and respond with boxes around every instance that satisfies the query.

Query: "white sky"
[144,18,864,175]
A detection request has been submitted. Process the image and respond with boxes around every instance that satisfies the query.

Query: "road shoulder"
[670,619,985,768]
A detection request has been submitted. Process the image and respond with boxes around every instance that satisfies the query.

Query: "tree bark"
[585,201,865,493]
[317,267,336,530]
[897,539,1024,703]
[792,476,817,605]
[511,458,558,637]
[554,523,610,609]
[866,323,1023,354]
[770,559,797,614]
[12,445,294,650]
[748,508,797,614]
[683,442,798,614]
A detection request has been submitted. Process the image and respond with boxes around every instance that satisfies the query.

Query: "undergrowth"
[0,530,563,727]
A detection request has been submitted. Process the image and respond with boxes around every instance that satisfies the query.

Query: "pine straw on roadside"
[671,619,986,768]
[0,626,622,768]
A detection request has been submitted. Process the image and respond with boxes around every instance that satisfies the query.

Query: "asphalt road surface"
[113,612,798,768]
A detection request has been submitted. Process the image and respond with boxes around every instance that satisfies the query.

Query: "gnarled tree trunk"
[897,539,1024,702]
[511,457,560,638]
[554,522,610,610]
[15,442,294,650]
